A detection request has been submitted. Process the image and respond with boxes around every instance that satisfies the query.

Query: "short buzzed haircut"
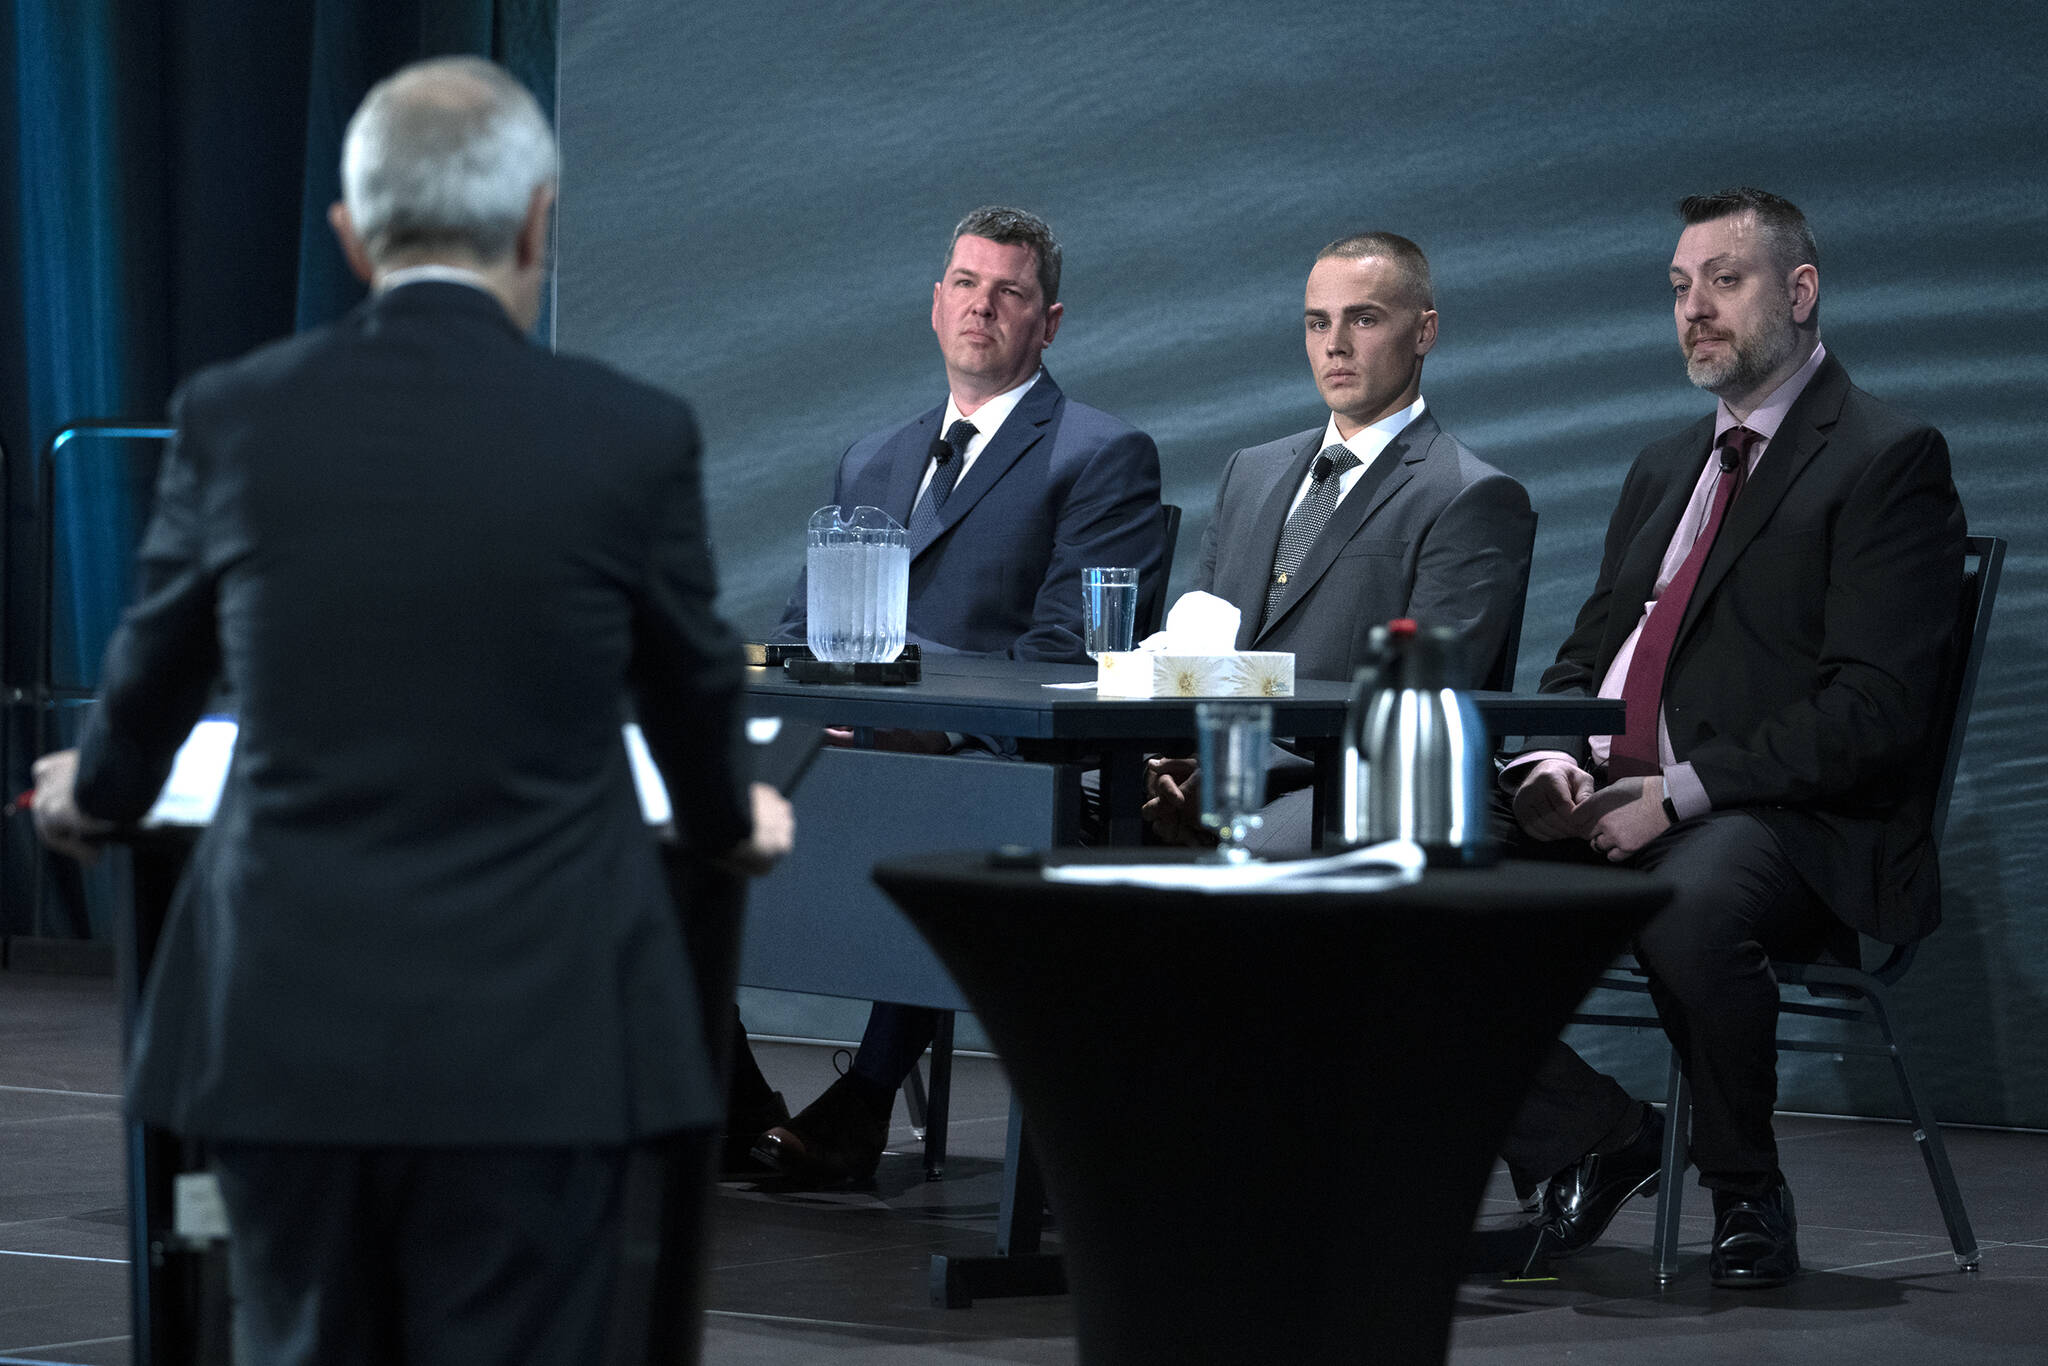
[1678,187,1818,279]
[1316,231,1434,311]
[341,56,557,265]
[943,206,1063,305]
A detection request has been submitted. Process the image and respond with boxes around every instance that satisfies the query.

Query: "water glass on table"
[1083,567,1139,659]
[1196,701,1271,863]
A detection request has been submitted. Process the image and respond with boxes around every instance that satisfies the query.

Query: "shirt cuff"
[1662,762,1710,821]
[1500,749,1579,794]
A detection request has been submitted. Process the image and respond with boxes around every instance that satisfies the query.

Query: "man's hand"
[1575,774,1671,862]
[1142,756,1212,847]
[720,782,795,876]
[30,750,115,864]
[1510,758,1595,841]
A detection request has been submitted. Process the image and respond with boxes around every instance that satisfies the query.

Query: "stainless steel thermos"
[1339,619,1495,866]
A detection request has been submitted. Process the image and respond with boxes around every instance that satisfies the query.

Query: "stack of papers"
[1040,839,1424,894]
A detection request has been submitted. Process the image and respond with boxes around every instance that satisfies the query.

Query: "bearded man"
[1492,189,1965,1288]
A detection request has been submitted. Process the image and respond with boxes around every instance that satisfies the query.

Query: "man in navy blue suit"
[746,206,1165,1184]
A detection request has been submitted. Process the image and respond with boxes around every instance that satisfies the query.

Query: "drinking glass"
[1196,701,1271,863]
[1083,567,1139,659]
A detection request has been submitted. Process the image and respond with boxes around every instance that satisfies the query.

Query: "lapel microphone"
[928,436,954,468]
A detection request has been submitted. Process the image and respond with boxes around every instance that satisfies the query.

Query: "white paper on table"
[1039,839,1426,894]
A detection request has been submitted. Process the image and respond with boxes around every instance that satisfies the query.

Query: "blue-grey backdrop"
[555,0,2047,1127]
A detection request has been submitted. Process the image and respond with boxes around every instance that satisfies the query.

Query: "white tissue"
[1137,590,1243,652]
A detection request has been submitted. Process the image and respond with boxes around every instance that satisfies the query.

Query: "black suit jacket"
[774,370,1164,662]
[1194,410,1534,687]
[1527,354,1965,943]
[74,282,752,1145]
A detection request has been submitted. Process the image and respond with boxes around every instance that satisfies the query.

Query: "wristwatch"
[1661,795,1680,825]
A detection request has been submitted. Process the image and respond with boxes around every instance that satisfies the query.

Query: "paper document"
[1040,839,1425,894]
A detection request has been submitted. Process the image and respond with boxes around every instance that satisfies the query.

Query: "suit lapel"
[1252,412,1432,645]
[909,373,1063,561]
[880,408,943,528]
[1230,431,1324,648]
[1678,355,1848,643]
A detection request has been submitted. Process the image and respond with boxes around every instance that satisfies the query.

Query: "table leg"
[928,1099,1066,1307]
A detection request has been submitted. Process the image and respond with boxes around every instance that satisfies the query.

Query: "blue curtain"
[0,0,557,936]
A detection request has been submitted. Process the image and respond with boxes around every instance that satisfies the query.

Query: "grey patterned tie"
[907,419,977,543]
[1262,444,1362,629]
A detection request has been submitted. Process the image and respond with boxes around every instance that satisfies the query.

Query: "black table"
[873,852,1670,1364]
[739,658,1623,1303]
[746,654,1621,846]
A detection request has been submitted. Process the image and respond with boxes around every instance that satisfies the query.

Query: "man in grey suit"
[32,58,791,1364]
[1145,232,1535,854]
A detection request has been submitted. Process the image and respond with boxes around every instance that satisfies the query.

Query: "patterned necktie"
[1262,444,1362,629]
[906,419,977,543]
[1607,424,1762,778]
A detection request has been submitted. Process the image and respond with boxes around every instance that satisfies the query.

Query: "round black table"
[872,852,1671,1366]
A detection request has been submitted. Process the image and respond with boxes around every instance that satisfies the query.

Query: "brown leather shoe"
[751,1073,889,1187]
[720,1090,789,1179]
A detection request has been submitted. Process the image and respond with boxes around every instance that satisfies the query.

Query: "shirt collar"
[376,264,498,296]
[1321,395,1428,465]
[1716,341,1826,446]
[942,369,1042,452]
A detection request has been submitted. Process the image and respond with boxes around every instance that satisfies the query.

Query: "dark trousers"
[851,1001,938,1091]
[1500,807,1845,1195]
[212,1136,715,1366]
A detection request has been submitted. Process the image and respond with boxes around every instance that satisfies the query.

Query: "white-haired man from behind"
[33,55,790,1365]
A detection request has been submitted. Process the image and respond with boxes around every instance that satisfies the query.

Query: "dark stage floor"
[3,968,2044,1364]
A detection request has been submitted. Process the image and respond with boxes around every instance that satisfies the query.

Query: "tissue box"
[1096,651,1295,698]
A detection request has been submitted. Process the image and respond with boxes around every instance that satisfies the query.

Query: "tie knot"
[940,419,977,462]
[1719,425,1762,463]
[1311,444,1360,483]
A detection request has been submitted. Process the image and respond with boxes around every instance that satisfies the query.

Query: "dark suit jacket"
[1525,354,1965,944]
[74,281,753,1145]
[774,370,1164,663]
[1194,410,1535,687]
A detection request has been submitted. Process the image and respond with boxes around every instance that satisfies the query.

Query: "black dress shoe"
[720,1091,789,1179]
[751,1073,889,1187]
[1708,1179,1799,1288]
[1538,1106,1666,1258]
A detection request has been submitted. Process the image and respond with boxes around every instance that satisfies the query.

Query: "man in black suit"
[1144,232,1534,854]
[1499,189,1965,1287]
[742,207,1166,1186]
[32,57,791,1363]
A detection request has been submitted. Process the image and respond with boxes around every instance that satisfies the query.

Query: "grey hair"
[341,56,556,265]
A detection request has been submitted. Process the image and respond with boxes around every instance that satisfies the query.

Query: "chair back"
[1137,503,1183,639]
[1849,533,2003,984]
[1480,513,1536,693]
[1929,535,2004,844]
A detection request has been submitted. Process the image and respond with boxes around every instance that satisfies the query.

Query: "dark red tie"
[1607,425,1761,778]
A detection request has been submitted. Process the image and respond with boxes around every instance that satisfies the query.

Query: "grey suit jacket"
[1193,410,1535,688]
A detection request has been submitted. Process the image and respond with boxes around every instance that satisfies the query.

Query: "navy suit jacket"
[74,282,751,1145]
[1524,354,1966,943]
[775,370,1164,663]
[1195,410,1534,688]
